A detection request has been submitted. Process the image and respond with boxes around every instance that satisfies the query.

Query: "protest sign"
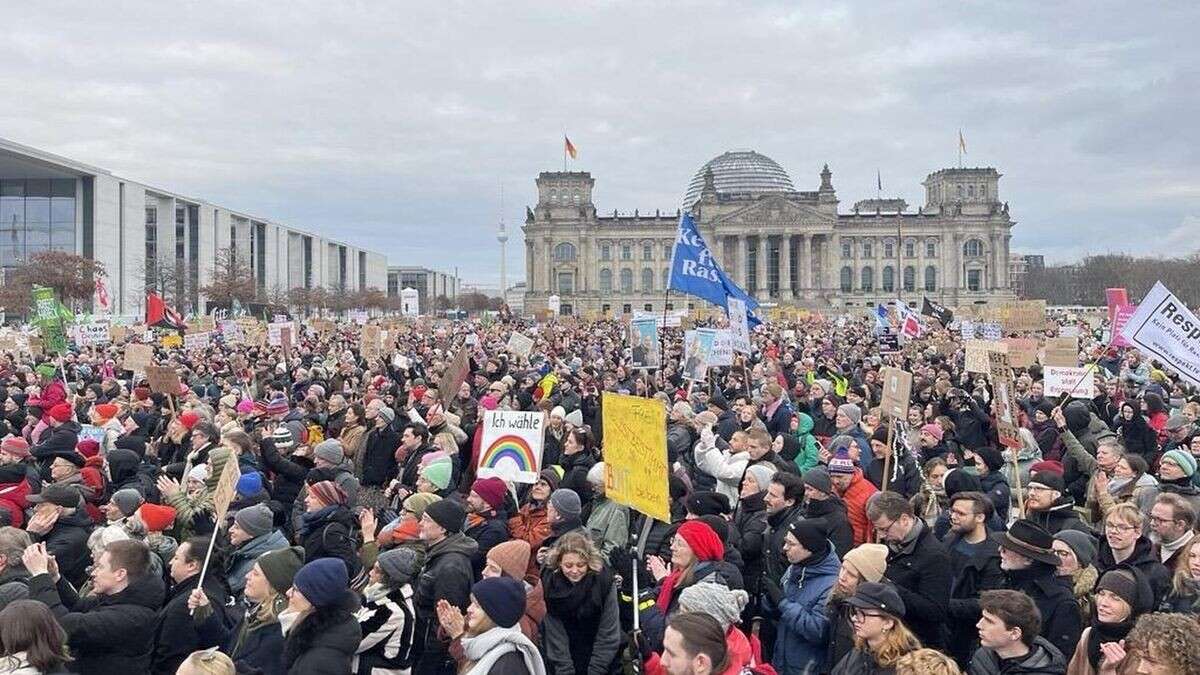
[966,339,1007,373]
[547,295,561,315]
[1111,304,1136,348]
[727,296,752,354]
[878,332,900,353]
[1120,282,1200,387]
[1042,336,1078,367]
[0,336,15,353]
[144,365,182,395]
[110,325,128,343]
[706,329,734,367]
[476,410,545,483]
[361,325,382,360]
[160,334,182,349]
[879,367,913,420]
[601,392,669,522]
[124,344,154,373]
[989,352,1022,449]
[78,424,106,444]
[267,322,292,346]
[183,331,211,351]
[76,322,111,347]
[959,321,976,340]
[1044,366,1095,398]
[506,332,534,358]
[980,322,1003,341]
[1002,338,1039,368]
[1059,325,1080,338]
[438,346,471,407]
[682,330,714,381]
[629,318,660,369]
[1106,288,1128,323]
[218,320,243,344]
[211,455,242,523]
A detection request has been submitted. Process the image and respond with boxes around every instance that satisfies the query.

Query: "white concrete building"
[0,137,388,316]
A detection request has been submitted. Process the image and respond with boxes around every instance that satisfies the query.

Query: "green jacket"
[586,496,629,561]
[792,413,822,472]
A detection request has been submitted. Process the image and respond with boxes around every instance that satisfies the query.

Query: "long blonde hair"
[853,614,922,668]
[1171,536,1200,596]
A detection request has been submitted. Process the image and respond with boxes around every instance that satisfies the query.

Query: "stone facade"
[522,150,1015,316]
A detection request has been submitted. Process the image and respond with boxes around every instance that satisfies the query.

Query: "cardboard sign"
[1120,282,1200,387]
[1044,366,1095,398]
[438,346,471,407]
[76,322,111,347]
[124,344,155,373]
[966,339,1007,373]
[878,332,900,353]
[879,367,913,420]
[144,365,182,395]
[601,392,670,522]
[361,325,382,360]
[989,352,1022,449]
[279,325,293,354]
[211,454,242,523]
[476,410,546,483]
[267,322,291,346]
[1002,338,1039,369]
[1042,336,1078,367]
[629,318,660,369]
[506,332,534,359]
[727,296,752,354]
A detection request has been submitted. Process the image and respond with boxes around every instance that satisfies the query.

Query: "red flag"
[145,292,186,331]
[94,277,109,313]
[564,136,577,159]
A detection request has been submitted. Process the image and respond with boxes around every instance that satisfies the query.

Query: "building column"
[779,235,792,300]
[526,241,535,292]
[798,234,810,295]
[735,236,747,289]
[756,234,767,295]
[712,235,724,269]
[543,238,554,294]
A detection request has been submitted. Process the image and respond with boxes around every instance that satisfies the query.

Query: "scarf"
[542,567,608,621]
[1086,616,1135,670]
[298,504,339,537]
[461,625,546,675]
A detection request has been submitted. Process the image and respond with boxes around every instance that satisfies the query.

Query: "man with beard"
[757,471,804,658]
[943,491,1004,667]
[659,612,728,675]
[995,519,1081,660]
[1023,471,1089,535]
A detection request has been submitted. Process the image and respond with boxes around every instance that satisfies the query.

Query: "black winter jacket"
[151,572,229,674]
[283,591,362,674]
[731,492,768,596]
[882,521,951,649]
[946,534,1005,665]
[362,424,401,487]
[1094,536,1172,609]
[29,571,166,675]
[298,505,362,578]
[33,507,93,587]
[465,511,511,576]
[415,533,477,618]
[967,636,1066,674]
[1003,564,1081,661]
[260,438,312,515]
[803,495,854,560]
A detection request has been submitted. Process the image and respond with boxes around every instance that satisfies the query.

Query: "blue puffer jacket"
[772,548,840,675]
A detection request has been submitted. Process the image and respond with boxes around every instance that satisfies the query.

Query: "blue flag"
[873,304,890,333]
[668,213,760,325]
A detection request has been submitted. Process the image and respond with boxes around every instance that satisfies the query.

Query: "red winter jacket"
[0,478,31,528]
[836,469,879,546]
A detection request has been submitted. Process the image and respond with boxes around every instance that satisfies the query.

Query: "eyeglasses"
[851,609,884,622]
[1148,515,1180,526]
[1104,522,1138,534]
[873,518,901,536]
[1026,485,1055,493]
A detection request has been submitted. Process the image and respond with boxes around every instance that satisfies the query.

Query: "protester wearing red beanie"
[47,403,73,424]
[655,520,726,614]
[470,477,508,513]
[178,411,201,430]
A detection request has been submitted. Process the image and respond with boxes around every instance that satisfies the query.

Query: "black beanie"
[698,514,730,543]
[974,446,1005,473]
[787,519,831,558]
[425,499,467,533]
[686,491,731,517]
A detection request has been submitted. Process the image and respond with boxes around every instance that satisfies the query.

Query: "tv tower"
[496,183,508,300]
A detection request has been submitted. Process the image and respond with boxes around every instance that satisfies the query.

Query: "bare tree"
[201,247,256,309]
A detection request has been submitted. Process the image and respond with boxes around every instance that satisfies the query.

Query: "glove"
[762,577,784,607]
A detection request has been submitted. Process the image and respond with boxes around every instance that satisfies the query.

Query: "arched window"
[861,266,874,291]
[840,266,853,292]
[924,266,937,291]
[968,185,975,197]
[553,242,576,262]
[884,242,894,258]
[599,268,612,293]
[641,268,654,292]
[963,239,984,257]
[620,269,633,293]
[956,185,964,198]
[903,266,915,292]
[882,266,895,292]
[926,241,936,258]
[573,191,581,204]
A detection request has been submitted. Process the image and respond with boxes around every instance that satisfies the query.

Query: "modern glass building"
[0,137,388,317]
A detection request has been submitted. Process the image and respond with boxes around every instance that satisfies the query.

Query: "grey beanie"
[1053,529,1098,567]
[110,488,144,518]
[377,406,396,423]
[803,467,834,495]
[314,439,346,465]
[234,503,275,539]
[549,488,582,518]
[377,547,424,586]
[678,582,750,630]
[744,463,777,493]
[565,409,583,427]
[837,404,862,426]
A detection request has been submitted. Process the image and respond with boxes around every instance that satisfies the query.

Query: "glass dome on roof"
[682,149,795,208]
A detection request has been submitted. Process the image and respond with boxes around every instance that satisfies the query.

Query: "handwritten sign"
[601,392,669,522]
[145,365,182,395]
[879,367,913,420]
[989,352,1022,449]
[124,344,155,373]
[476,410,546,483]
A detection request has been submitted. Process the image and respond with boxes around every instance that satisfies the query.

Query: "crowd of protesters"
[0,307,1193,674]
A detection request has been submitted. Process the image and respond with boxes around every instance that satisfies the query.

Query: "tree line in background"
[1023,253,1200,306]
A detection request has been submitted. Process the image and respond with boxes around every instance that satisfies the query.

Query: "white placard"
[506,332,534,358]
[1120,282,1200,387]
[727,296,751,354]
[707,329,734,367]
[1044,366,1095,398]
[477,410,546,483]
[184,331,211,350]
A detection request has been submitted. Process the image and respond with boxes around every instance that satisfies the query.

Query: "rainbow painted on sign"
[480,435,538,473]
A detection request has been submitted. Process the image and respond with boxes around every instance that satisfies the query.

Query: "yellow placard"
[601,392,669,522]
[160,334,182,348]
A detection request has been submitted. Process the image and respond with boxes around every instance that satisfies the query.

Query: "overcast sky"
[1,2,1195,287]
